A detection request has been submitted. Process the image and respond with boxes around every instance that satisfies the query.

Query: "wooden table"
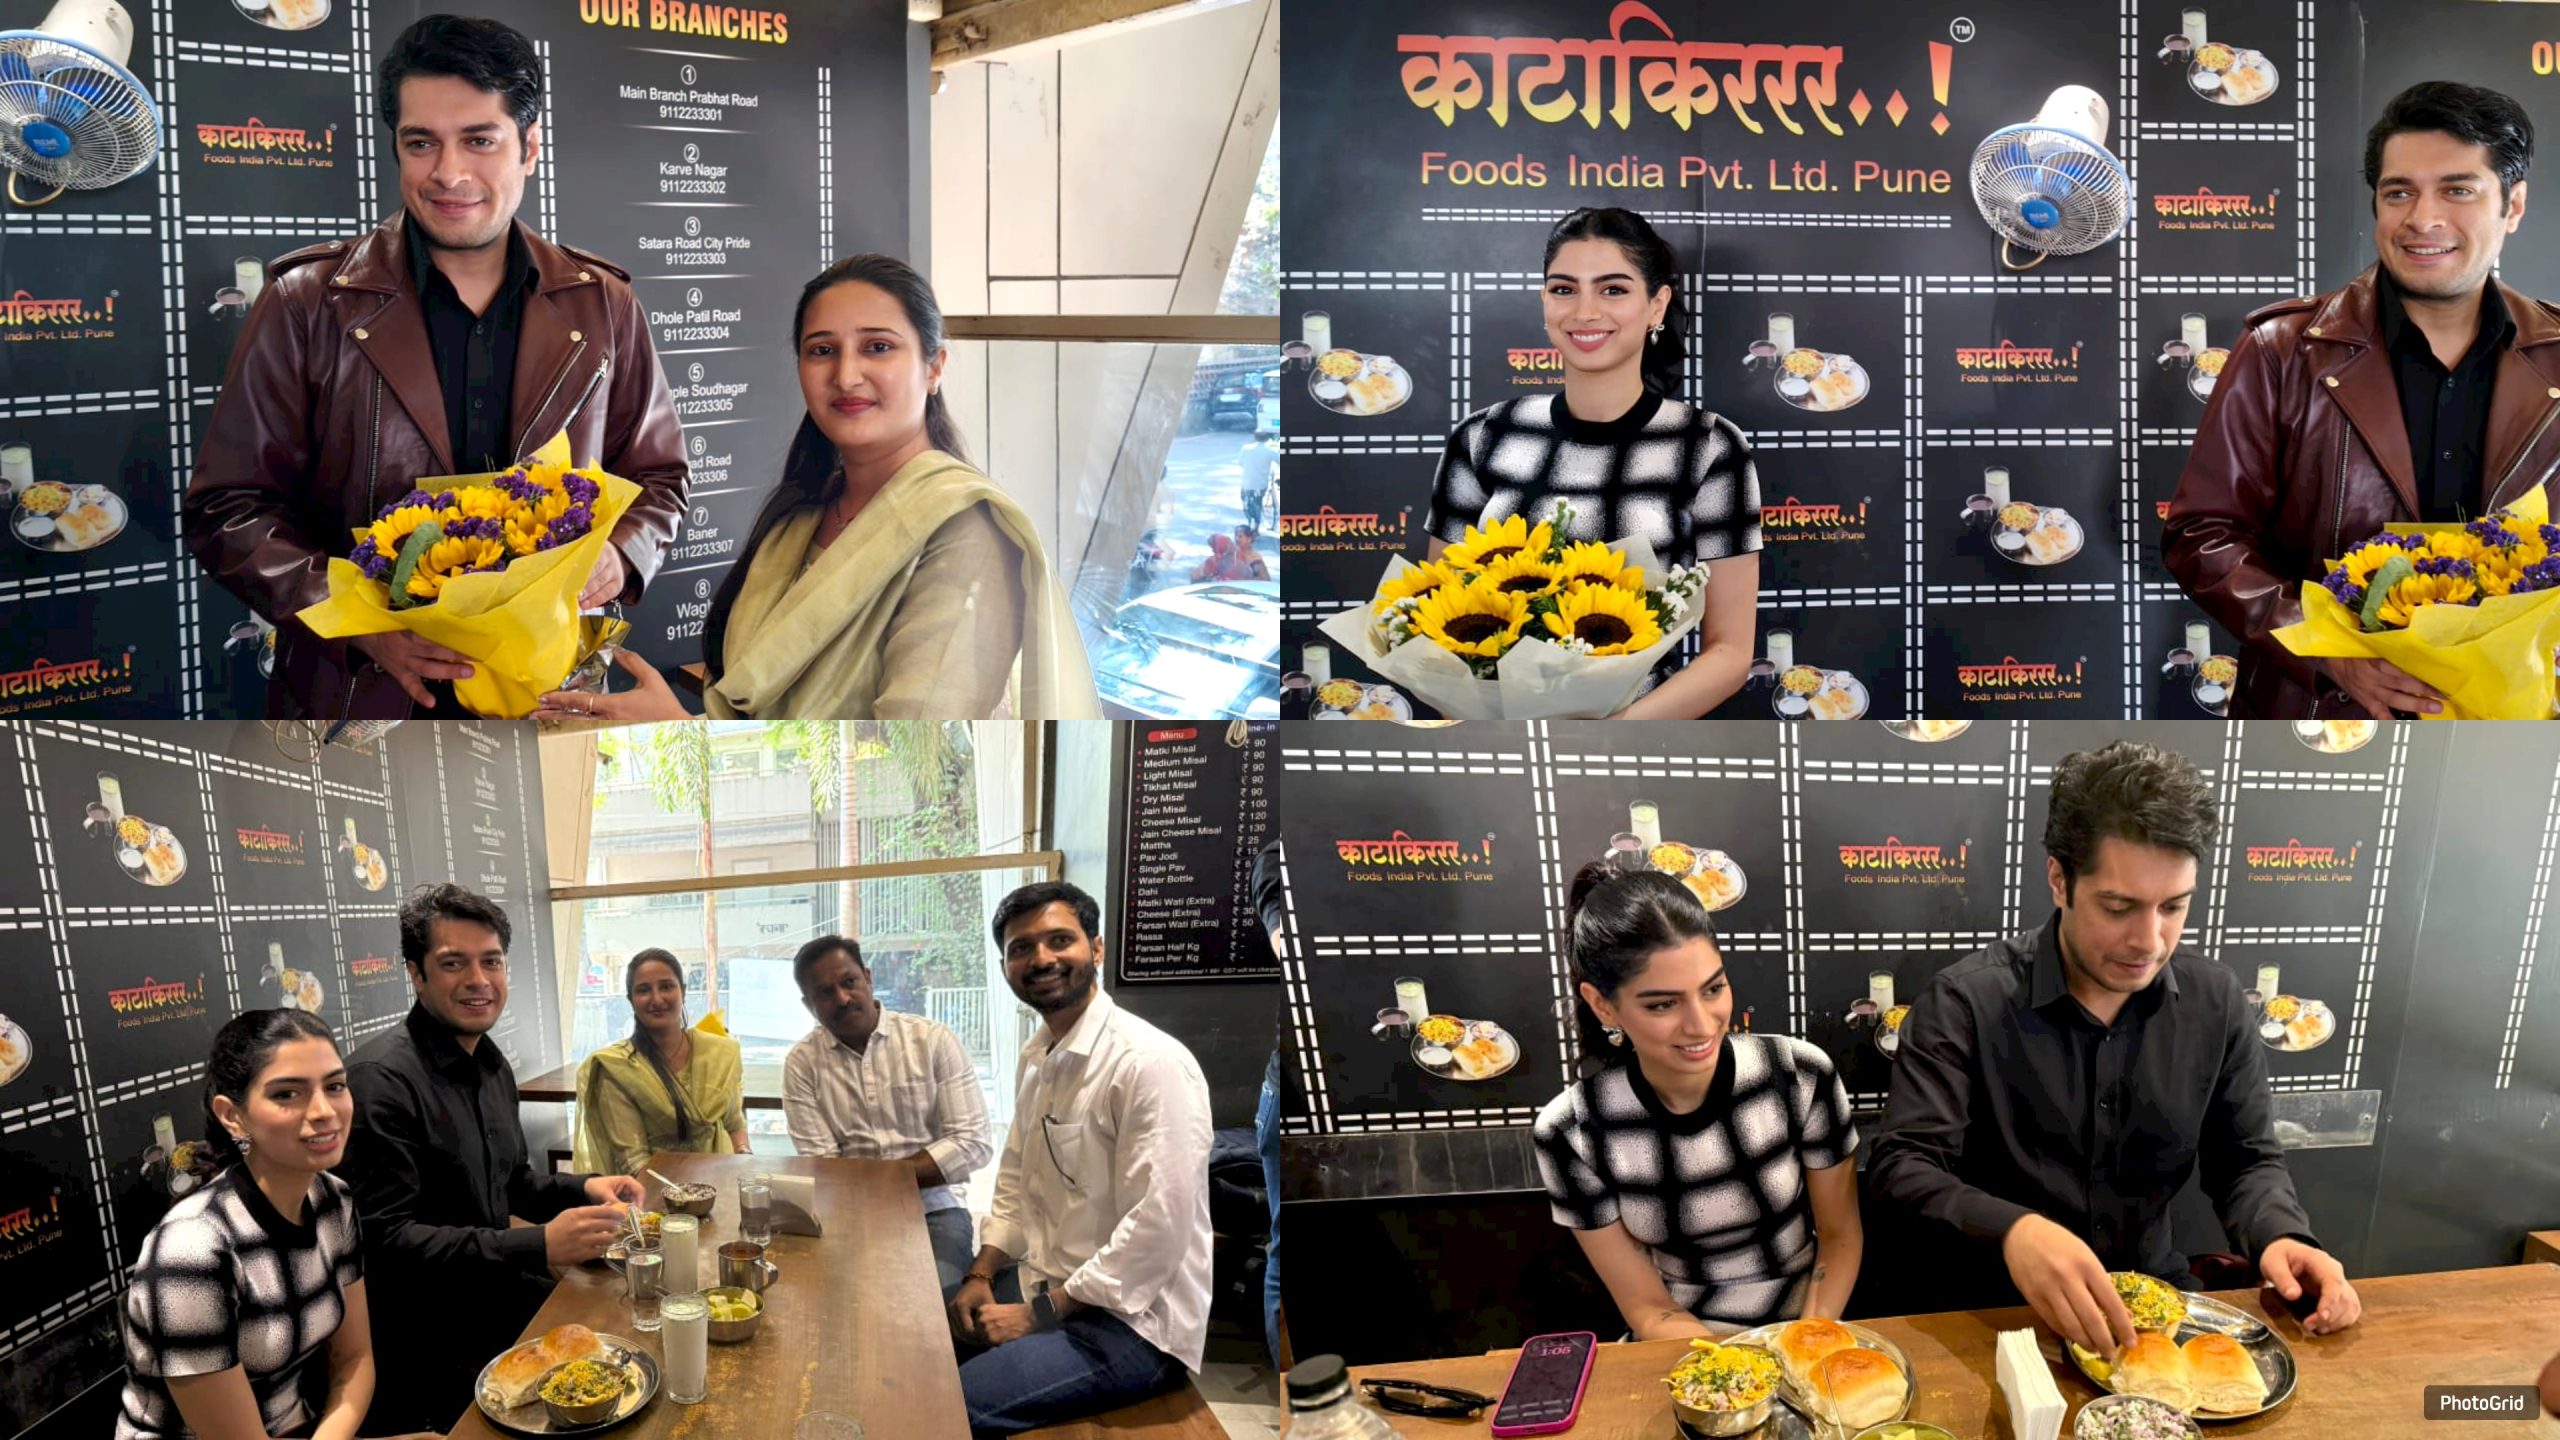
[517,1060,788,1110]
[445,1152,970,1440]
[1345,1266,2560,1437]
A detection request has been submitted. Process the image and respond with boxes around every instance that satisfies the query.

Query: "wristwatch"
[1029,1280,1061,1331]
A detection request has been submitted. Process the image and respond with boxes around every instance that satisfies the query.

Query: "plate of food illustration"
[1774,665,1868,720]
[1309,349,1412,417]
[112,816,188,886]
[1874,1004,1913,1058]
[1411,1015,1520,1081]
[1880,719,1972,742]
[2189,348,2232,401]
[2192,654,2238,716]
[1774,349,1869,413]
[2257,994,2334,1052]
[2292,720,2376,754]
[12,483,127,553]
[0,1015,29,1087]
[1992,503,2085,566]
[350,841,387,891]
[1610,839,1749,913]
[2188,44,2279,106]
[1314,680,1412,721]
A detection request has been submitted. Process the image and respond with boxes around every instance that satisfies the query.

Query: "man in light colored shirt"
[781,935,992,1288]
[946,881,1213,1437]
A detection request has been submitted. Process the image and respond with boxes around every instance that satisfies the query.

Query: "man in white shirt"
[781,935,993,1288]
[946,881,1213,1436]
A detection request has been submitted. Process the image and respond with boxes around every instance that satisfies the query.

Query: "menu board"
[1116,722,1278,984]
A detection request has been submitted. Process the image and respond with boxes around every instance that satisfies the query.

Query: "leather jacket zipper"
[2331,410,2349,560]
[2486,395,2560,514]
[514,340,595,460]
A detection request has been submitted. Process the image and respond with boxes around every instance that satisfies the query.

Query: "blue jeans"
[926,1205,975,1293]
[1256,1048,1285,1370]
[949,1268,1188,1437]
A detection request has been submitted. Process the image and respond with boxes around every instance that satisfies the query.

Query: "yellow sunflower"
[1410,582,1530,659]
[1374,560,1459,611]
[446,485,516,524]
[1441,514,1554,573]
[2479,550,2529,597]
[404,534,509,601]
[2335,541,2408,592]
[1554,540,1643,591]
[2375,570,2477,628]
[362,502,448,559]
[1543,582,1663,656]
[1474,550,1566,599]
[2420,530,2487,566]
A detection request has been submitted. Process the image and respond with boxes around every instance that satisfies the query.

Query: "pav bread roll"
[486,1323,605,1408]
[1774,1318,1858,1388]
[1808,1346,1907,1429]
[2181,1333,2268,1413]
[2113,1332,2195,1412]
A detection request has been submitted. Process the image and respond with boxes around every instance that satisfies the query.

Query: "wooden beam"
[944,313,1276,345]
[548,849,1065,902]
[931,0,1200,67]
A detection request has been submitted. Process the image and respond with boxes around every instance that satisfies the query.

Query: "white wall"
[926,0,1278,622]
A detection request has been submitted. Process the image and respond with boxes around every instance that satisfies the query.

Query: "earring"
[233,1132,251,1155]
[1602,1025,1625,1046]
[1649,323,1664,342]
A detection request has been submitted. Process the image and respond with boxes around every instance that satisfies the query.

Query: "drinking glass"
[739,1174,774,1246]
[663,1293,709,1404]
[626,1240,665,1333]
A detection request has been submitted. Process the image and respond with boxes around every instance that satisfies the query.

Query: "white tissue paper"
[1995,1328,2066,1440]
[764,1174,823,1236]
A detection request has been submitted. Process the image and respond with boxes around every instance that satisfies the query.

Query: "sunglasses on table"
[1357,1378,1495,1418]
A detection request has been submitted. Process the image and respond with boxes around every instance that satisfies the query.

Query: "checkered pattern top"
[116,1166,363,1440]
[1532,1035,1856,1328]
[1426,390,1763,568]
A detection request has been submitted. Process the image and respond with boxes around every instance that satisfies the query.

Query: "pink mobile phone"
[1488,1330,1597,1436]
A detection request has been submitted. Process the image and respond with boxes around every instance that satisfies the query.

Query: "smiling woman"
[574,949,749,1175]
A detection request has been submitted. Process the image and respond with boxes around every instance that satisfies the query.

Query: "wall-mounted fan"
[1968,85,2130,272]
[0,0,159,207]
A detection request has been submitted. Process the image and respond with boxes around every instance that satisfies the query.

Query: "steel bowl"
[538,1362,630,1427]
[1673,1394,1776,1436]
[660,1184,717,1218]
[704,1285,763,1343]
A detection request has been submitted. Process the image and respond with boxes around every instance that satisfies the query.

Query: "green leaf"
[2358,554,2413,632]
[385,520,445,611]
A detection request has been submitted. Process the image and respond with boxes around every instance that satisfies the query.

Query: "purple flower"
[445,515,504,542]
[2412,555,2476,579]
[2468,517,2512,545]
[2320,569,2366,611]
[2522,558,2560,593]
[563,473,600,505]
[356,548,392,580]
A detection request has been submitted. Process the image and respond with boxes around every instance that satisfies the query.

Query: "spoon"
[644,1167,681,1192]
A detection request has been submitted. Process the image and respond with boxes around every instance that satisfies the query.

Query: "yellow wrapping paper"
[2272,486,2560,718]
[293,430,643,718]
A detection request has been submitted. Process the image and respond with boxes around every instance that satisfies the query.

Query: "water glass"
[661,1214,701,1294]
[663,1293,710,1404]
[626,1241,665,1333]
[739,1174,774,1246]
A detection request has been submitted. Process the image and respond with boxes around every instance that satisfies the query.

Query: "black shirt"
[2377,268,2513,522]
[341,1003,594,1432]
[406,217,540,473]
[1864,916,2317,1310]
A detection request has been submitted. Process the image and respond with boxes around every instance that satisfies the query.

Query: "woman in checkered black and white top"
[117,1010,383,1440]
[1425,207,1763,718]
[1532,863,1864,1338]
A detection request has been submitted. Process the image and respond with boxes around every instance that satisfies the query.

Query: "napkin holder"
[1995,1328,2066,1440]
[767,1174,823,1236]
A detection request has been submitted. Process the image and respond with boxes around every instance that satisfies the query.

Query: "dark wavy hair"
[701,255,969,686]
[202,1008,340,1173]
[378,15,544,154]
[624,949,693,1141]
[398,883,511,973]
[1544,207,1688,399]
[992,880,1101,947]
[2365,81,2537,213]
[1563,860,1719,1069]
[790,934,865,996]
[2044,741,2221,902]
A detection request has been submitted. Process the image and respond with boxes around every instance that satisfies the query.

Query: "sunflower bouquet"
[2272,486,2560,717]
[294,430,643,718]
[1314,499,1710,718]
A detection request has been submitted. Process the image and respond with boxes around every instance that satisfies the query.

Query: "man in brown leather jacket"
[2167,82,2560,719]
[185,15,688,719]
